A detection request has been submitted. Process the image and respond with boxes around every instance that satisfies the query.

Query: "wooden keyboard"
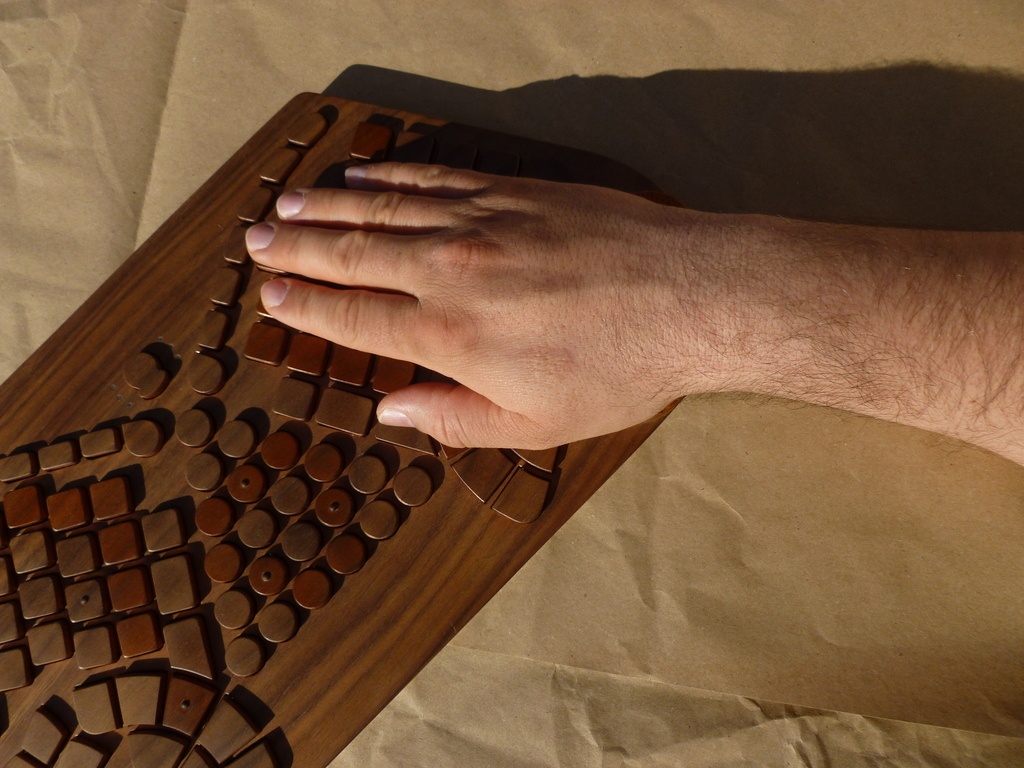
[0,93,677,768]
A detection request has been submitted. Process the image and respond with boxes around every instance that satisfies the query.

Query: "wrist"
[659,209,794,399]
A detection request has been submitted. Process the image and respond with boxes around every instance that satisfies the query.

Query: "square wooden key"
[141,508,185,553]
[198,310,232,350]
[0,453,37,483]
[116,612,163,657]
[349,122,393,161]
[66,579,109,623]
[38,440,80,471]
[211,266,244,306]
[328,345,373,386]
[26,620,72,665]
[47,486,91,531]
[287,333,330,376]
[244,322,290,365]
[11,530,55,574]
[316,387,375,436]
[98,520,144,565]
[89,476,133,520]
[108,567,154,612]
[20,575,64,619]
[238,186,274,223]
[151,555,198,614]
[3,484,46,529]
[74,624,119,670]
[273,377,319,421]
[220,224,250,265]
[371,357,416,393]
[56,534,100,578]
[259,147,302,184]
[79,427,122,459]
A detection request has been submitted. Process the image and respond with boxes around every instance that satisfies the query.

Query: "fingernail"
[277,190,306,218]
[261,279,289,308]
[345,165,369,182]
[246,222,275,251]
[377,407,414,428]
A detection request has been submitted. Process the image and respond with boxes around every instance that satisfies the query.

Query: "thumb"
[376,382,544,449]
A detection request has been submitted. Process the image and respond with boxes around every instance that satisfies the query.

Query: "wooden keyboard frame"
[0,93,677,767]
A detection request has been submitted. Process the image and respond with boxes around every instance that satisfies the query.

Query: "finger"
[344,162,495,198]
[262,279,421,361]
[247,222,426,293]
[376,381,550,450]
[276,187,462,230]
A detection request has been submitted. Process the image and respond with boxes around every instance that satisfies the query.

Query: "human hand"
[245,163,724,449]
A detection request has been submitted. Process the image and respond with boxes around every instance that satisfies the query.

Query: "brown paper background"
[3,1,1024,764]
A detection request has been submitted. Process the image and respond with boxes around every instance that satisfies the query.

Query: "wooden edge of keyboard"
[0,92,680,768]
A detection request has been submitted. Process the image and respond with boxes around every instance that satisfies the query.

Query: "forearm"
[698,214,1024,464]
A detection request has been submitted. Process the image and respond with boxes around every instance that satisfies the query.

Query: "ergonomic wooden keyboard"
[0,93,677,768]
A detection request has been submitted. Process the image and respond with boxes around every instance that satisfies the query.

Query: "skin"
[245,162,1024,465]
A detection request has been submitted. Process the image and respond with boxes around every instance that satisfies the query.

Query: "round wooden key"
[292,568,332,609]
[205,542,245,583]
[347,454,388,495]
[258,602,298,644]
[186,453,225,492]
[314,488,354,528]
[237,508,278,550]
[270,476,311,516]
[281,522,321,562]
[325,534,367,575]
[359,500,400,540]
[393,466,434,507]
[188,353,227,395]
[123,420,164,458]
[177,409,215,448]
[260,430,301,470]
[215,589,256,630]
[226,465,268,504]
[123,352,160,388]
[248,556,289,596]
[136,368,170,399]
[225,635,265,677]
[304,443,344,483]
[123,352,168,398]
[195,497,235,537]
[219,420,257,459]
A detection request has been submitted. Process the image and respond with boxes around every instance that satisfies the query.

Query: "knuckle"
[418,307,479,360]
[335,229,372,279]
[365,190,407,224]
[423,164,455,183]
[425,231,495,280]
[447,316,481,357]
[327,291,364,338]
